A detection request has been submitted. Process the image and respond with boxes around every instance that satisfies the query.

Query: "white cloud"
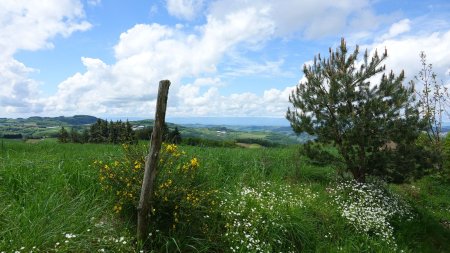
[87,0,101,6]
[0,0,91,115]
[381,19,411,40]
[166,0,204,20]
[208,0,377,38]
[0,58,43,114]
[0,0,91,57]
[5,0,450,119]
[171,83,295,117]
[46,5,277,116]
[367,30,450,84]
[44,0,447,118]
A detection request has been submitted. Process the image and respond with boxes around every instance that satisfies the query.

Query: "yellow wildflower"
[190,157,199,168]
[165,144,177,153]
[113,204,122,213]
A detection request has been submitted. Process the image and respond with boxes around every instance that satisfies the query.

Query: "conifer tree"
[58,126,69,143]
[89,119,103,143]
[287,38,425,183]
[169,127,182,144]
[81,129,89,143]
[70,128,80,143]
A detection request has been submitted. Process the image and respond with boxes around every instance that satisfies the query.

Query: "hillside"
[0,116,306,145]
[1,139,449,252]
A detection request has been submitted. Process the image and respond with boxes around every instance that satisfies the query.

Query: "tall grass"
[1,139,449,252]
[0,140,133,252]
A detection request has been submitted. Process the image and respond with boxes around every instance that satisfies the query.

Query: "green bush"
[94,143,219,249]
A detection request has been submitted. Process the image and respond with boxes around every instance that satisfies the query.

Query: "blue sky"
[1,0,449,119]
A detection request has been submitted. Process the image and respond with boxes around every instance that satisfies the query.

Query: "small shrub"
[94,143,218,246]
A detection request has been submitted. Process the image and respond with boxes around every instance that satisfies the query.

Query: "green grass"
[1,139,449,252]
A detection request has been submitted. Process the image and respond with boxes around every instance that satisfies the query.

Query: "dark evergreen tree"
[81,129,90,143]
[58,126,69,143]
[70,128,81,143]
[124,120,137,144]
[162,123,170,142]
[100,120,109,141]
[287,38,425,183]
[168,127,182,144]
[89,119,104,143]
[108,120,119,144]
[136,127,152,140]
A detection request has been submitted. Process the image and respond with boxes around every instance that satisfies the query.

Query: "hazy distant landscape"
[0,115,311,145]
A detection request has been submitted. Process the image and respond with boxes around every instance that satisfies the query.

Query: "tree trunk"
[351,167,366,183]
[137,80,170,244]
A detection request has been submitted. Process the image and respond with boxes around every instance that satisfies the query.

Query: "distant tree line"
[58,119,136,144]
[134,124,181,144]
[2,133,23,139]
[58,119,182,145]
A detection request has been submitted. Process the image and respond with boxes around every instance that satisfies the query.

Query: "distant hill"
[0,115,99,138]
[0,115,98,126]
[0,115,309,144]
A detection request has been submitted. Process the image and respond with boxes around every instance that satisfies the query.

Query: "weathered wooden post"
[137,80,170,243]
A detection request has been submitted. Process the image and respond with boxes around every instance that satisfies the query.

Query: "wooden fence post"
[137,80,170,244]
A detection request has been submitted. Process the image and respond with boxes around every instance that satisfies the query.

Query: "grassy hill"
[0,139,449,252]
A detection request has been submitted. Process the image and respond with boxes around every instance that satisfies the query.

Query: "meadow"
[1,139,450,252]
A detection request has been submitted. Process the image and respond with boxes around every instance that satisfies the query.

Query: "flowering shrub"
[94,143,217,235]
[220,182,317,252]
[329,180,415,250]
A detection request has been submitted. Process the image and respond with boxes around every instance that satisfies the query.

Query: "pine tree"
[81,129,89,144]
[108,120,119,144]
[169,127,182,144]
[58,126,69,143]
[70,128,80,143]
[89,119,103,143]
[124,120,136,144]
[287,38,425,183]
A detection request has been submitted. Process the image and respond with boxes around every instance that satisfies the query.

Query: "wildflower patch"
[220,182,317,252]
[329,180,415,250]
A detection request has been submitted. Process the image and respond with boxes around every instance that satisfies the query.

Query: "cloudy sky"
[1,0,449,120]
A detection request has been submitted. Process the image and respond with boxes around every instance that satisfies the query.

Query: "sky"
[1,0,449,120]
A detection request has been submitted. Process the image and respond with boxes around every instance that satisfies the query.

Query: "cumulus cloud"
[4,0,450,119]
[0,0,91,57]
[45,0,450,118]
[166,0,204,20]
[0,0,91,115]
[208,0,377,38]
[49,0,378,117]
[381,19,411,40]
[0,59,43,114]
[171,81,295,117]
[46,5,278,116]
[367,30,450,84]
[87,0,101,6]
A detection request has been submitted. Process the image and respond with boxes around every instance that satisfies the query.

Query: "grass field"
[1,139,449,252]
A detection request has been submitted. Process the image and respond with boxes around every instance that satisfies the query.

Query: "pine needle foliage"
[287,38,426,183]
